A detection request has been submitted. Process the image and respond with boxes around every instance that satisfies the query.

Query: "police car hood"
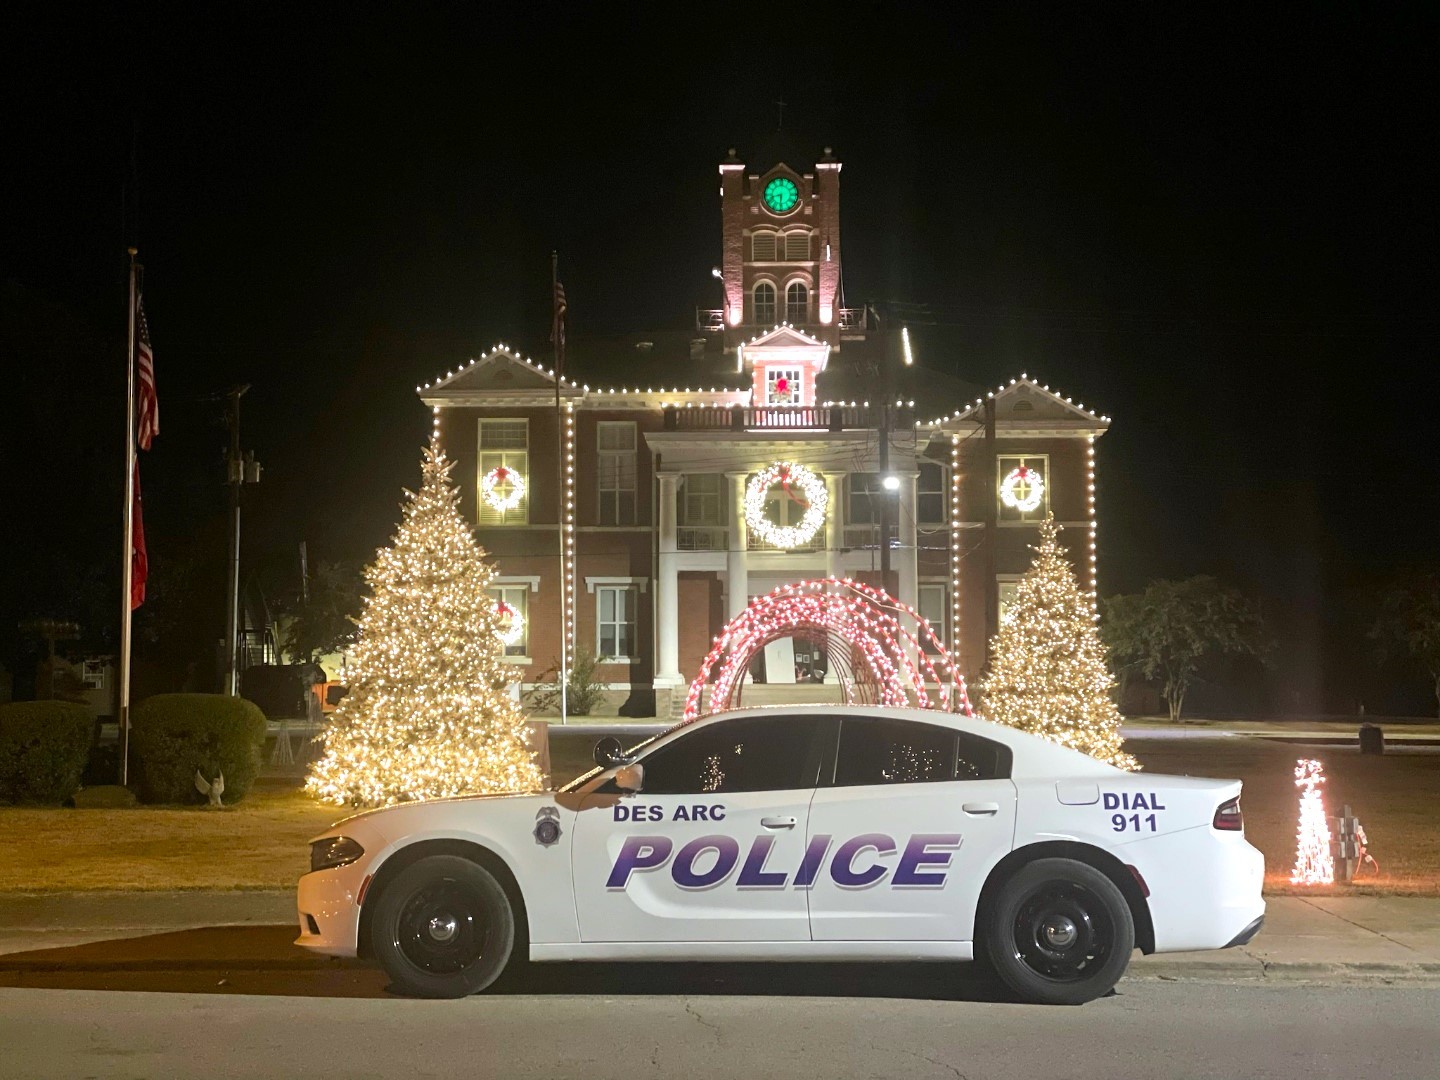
[323,789,545,832]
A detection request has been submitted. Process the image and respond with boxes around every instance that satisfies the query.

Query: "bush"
[524,646,609,716]
[0,701,93,804]
[130,694,267,804]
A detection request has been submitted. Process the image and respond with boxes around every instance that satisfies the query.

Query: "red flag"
[131,461,147,610]
[550,278,567,373]
[136,296,158,450]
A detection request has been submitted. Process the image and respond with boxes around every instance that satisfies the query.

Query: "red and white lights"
[681,578,973,722]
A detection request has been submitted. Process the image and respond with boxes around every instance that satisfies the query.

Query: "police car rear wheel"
[983,858,1134,1006]
[370,855,515,998]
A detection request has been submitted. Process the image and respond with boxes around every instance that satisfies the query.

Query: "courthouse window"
[597,421,637,525]
[753,282,777,324]
[918,462,946,524]
[681,474,726,526]
[918,583,948,649]
[996,454,1049,522]
[478,419,529,525]
[596,586,638,661]
[785,281,808,323]
[487,585,529,658]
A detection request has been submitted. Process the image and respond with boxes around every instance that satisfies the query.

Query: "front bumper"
[294,863,367,957]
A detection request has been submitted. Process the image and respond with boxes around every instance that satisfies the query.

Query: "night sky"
[4,4,1437,711]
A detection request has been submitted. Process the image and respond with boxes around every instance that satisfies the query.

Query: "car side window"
[638,716,822,794]
[833,717,1008,786]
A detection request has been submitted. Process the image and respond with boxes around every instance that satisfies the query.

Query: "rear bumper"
[1224,914,1265,949]
[1126,826,1266,954]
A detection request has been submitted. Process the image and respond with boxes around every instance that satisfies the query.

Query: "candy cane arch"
[682,578,973,722]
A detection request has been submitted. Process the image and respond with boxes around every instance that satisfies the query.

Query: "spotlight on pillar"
[711,267,723,279]
[882,474,900,492]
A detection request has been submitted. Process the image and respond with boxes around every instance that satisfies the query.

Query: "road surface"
[1,946,1434,1079]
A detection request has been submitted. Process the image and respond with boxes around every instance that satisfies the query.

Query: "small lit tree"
[307,441,542,806]
[979,516,1137,770]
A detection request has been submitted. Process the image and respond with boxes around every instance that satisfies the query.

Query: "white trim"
[585,576,649,594]
[492,576,541,592]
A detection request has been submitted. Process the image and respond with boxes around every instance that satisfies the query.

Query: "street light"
[882,474,900,491]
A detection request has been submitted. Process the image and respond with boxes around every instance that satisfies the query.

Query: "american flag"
[136,296,158,450]
[550,278,567,370]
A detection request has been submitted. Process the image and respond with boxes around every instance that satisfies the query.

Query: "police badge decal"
[533,806,563,848]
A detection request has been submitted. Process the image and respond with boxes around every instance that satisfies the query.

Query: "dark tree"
[1102,577,1269,723]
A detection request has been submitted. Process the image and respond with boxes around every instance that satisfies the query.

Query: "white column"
[656,471,683,684]
[725,471,749,619]
[897,471,919,615]
[825,470,844,582]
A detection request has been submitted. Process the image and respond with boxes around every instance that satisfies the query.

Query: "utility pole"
[223,385,259,696]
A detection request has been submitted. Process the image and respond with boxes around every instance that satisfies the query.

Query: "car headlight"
[310,836,365,873]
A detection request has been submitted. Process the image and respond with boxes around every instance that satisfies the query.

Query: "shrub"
[0,701,93,804]
[524,646,609,716]
[130,694,267,804]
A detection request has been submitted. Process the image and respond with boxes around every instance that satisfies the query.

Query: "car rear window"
[832,717,1010,786]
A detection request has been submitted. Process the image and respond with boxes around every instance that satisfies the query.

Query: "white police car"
[296,705,1264,1005]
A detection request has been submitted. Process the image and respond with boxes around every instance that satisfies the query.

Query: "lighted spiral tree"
[681,578,972,721]
[1290,758,1335,885]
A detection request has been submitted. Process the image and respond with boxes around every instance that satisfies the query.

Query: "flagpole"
[119,248,139,786]
[553,251,568,726]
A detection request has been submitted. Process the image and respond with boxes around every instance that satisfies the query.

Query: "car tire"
[981,857,1135,1006]
[369,854,516,998]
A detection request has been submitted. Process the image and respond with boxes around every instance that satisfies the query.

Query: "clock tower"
[718,145,844,353]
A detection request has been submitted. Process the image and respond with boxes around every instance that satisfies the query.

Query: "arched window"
[751,232,778,261]
[786,281,808,323]
[784,231,811,261]
[753,282,777,325]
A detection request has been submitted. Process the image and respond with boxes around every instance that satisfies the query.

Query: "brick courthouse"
[421,145,1110,717]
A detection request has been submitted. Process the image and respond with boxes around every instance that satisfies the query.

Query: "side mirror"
[593,736,627,768]
[613,762,644,793]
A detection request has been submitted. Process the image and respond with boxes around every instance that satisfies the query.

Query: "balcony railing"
[677,526,727,552]
[663,404,909,432]
[695,308,725,332]
[747,531,823,553]
[843,524,899,551]
[695,307,870,332]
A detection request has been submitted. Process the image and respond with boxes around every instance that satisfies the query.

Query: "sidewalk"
[1,890,1437,983]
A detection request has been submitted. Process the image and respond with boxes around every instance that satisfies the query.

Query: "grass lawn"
[0,737,1433,896]
[1130,738,1440,896]
[0,780,337,892]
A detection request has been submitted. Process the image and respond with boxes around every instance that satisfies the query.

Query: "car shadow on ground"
[0,925,1014,1002]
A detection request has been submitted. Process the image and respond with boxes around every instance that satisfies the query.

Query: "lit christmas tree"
[307,440,542,806]
[978,516,1138,770]
[1290,759,1335,885]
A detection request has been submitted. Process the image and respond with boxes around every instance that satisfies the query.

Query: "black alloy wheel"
[982,858,1135,1006]
[1012,881,1113,982]
[370,854,516,998]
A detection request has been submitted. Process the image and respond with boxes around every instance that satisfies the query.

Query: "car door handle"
[761,816,797,829]
[962,802,1000,816]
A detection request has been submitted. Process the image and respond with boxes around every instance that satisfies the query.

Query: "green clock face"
[762,176,799,213]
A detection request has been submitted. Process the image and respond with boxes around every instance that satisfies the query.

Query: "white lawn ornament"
[194,770,226,808]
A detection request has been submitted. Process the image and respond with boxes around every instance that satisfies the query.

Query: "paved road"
[2,962,1436,1079]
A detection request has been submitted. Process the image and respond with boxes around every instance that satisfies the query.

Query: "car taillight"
[1213,795,1244,832]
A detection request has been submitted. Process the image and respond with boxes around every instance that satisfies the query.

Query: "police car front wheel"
[982,858,1135,1006]
[369,855,515,998]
